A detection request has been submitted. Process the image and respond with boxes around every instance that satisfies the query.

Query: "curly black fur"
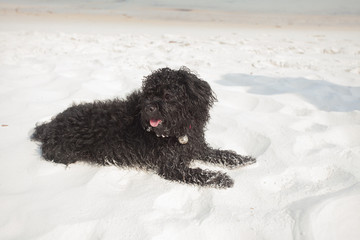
[31,67,256,188]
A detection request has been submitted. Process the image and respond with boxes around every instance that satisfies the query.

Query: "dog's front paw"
[238,154,257,166]
[205,172,234,189]
[223,151,256,168]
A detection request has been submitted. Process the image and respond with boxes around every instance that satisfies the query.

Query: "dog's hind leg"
[39,142,77,165]
[157,163,234,188]
[198,147,256,169]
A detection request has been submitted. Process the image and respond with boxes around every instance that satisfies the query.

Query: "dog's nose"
[145,104,157,113]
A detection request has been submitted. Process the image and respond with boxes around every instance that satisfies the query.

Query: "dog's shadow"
[217,74,360,112]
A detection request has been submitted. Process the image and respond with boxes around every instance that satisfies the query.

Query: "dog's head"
[140,67,216,140]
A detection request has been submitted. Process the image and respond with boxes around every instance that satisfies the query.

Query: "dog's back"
[31,94,142,166]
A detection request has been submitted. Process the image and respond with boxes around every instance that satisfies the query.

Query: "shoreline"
[1,4,360,33]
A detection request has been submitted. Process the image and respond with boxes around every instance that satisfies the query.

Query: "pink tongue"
[150,119,162,127]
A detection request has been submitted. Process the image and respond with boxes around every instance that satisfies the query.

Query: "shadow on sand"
[217,74,360,112]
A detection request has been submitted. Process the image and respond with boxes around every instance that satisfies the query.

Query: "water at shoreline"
[1,0,360,30]
[1,0,360,15]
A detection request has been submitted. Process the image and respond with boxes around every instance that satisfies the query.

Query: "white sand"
[0,8,360,240]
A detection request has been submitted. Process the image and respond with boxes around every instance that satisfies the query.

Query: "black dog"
[32,67,255,188]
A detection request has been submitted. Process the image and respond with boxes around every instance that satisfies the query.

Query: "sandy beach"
[1,3,360,240]
[1,1,360,32]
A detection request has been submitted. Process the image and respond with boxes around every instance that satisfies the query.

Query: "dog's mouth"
[145,118,169,137]
[144,118,189,144]
[149,119,162,128]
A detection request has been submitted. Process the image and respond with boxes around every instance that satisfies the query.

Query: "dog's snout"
[145,104,157,113]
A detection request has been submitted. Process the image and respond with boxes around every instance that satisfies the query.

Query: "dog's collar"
[178,135,188,144]
[178,124,191,144]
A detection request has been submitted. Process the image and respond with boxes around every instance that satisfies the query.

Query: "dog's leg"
[158,164,234,188]
[199,147,256,169]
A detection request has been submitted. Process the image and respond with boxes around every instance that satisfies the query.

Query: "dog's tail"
[31,123,48,142]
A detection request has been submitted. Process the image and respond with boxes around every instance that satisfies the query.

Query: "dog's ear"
[179,67,217,126]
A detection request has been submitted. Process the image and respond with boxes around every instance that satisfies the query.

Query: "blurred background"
[1,0,360,30]
[1,0,360,14]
